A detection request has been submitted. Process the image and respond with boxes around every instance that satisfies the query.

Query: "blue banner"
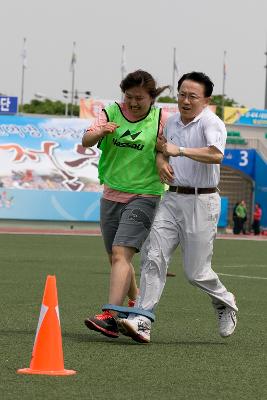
[0,96,18,114]
[237,108,267,127]
[0,115,99,192]
[222,149,255,178]
[0,115,103,221]
[218,197,228,228]
[0,189,101,221]
[224,107,267,127]
[254,153,267,227]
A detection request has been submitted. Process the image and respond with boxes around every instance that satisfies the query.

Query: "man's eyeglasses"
[177,92,204,102]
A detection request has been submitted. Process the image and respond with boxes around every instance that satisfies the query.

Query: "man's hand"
[162,143,180,157]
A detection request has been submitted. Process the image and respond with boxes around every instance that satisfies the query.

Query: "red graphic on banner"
[0,141,99,192]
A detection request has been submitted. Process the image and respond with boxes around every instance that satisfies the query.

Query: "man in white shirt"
[118,71,238,343]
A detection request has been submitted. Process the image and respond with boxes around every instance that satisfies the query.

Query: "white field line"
[216,235,267,242]
[220,265,267,268]
[218,273,267,280]
[0,231,101,236]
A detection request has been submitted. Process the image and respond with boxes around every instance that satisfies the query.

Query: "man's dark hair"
[177,72,214,97]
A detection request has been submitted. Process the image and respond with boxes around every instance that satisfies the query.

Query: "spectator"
[252,203,262,235]
[235,200,247,234]
[232,202,239,234]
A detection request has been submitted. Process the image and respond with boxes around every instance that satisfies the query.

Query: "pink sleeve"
[86,110,108,132]
[158,110,169,137]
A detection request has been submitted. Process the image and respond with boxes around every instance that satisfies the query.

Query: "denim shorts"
[100,196,160,254]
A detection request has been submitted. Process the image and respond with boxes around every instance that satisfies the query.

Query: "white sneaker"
[214,305,237,338]
[118,315,151,343]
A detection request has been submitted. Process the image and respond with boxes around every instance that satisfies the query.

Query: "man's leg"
[119,193,180,342]
[137,194,180,310]
[179,193,237,309]
[179,193,238,337]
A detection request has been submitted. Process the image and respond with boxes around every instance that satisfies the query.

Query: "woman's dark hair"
[120,70,169,103]
[177,71,214,97]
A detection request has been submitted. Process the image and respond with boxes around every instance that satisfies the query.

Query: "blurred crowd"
[233,200,262,236]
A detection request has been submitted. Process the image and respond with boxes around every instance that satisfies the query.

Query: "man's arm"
[162,143,223,164]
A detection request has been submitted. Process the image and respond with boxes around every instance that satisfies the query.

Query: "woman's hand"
[100,122,119,136]
[157,154,174,183]
[156,135,166,152]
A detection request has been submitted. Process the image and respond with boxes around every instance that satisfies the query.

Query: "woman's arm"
[82,122,119,147]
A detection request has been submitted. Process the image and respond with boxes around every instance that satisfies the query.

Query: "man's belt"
[169,186,217,195]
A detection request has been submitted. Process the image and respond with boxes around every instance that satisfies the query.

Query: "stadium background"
[0,98,267,231]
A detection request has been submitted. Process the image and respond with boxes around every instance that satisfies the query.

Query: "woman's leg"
[109,246,136,306]
[110,196,160,305]
[107,254,138,301]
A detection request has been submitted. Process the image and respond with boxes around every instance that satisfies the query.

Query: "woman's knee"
[111,246,135,265]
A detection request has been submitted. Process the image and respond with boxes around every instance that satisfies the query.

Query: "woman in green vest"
[82,70,169,338]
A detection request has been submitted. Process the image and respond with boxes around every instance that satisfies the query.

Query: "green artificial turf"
[0,234,267,399]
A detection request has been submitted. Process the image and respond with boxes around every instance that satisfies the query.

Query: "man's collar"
[177,107,208,126]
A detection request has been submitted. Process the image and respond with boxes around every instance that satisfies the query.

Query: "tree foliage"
[19,99,79,116]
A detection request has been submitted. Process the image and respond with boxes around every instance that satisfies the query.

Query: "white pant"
[137,191,238,312]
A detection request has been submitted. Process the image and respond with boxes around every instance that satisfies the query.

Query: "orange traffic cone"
[17,275,76,375]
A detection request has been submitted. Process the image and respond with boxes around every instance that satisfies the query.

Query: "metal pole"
[65,98,68,116]
[172,47,176,98]
[70,42,76,117]
[70,68,75,117]
[20,38,26,113]
[121,45,126,101]
[121,44,126,81]
[222,50,226,120]
[20,65,25,113]
[264,47,267,109]
[74,89,78,106]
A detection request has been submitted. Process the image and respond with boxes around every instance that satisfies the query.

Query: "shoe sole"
[117,319,150,344]
[84,319,119,338]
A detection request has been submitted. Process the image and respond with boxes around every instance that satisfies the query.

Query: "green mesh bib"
[98,103,164,195]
